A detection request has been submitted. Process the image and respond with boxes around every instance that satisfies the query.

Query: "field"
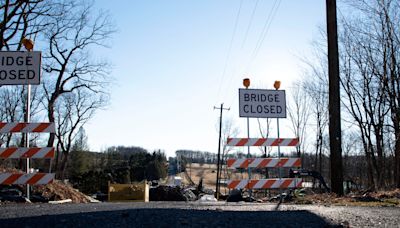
[178,163,267,194]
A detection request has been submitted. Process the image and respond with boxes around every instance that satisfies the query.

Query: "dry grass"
[294,190,400,207]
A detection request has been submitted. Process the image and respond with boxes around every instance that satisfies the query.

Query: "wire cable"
[241,0,260,49]
[247,0,281,71]
[225,0,282,108]
[216,0,243,105]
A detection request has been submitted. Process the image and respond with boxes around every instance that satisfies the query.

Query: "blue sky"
[86,0,326,157]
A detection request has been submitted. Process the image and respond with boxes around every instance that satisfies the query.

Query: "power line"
[224,0,282,108]
[240,0,260,49]
[216,0,243,105]
[247,0,281,70]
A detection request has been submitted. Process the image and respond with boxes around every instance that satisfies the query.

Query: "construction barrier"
[0,173,55,185]
[108,181,149,202]
[227,138,299,147]
[0,122,55,133]
[0,147,55,159]
[226,137,301,190]
[0,122,55,185]
[228,178,302,189]
[227,158,301,169]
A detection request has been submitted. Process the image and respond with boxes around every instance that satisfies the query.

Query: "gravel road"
[0,202,399,227]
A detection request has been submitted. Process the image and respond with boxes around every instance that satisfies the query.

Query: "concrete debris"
[182,188,197,201]
[48,199,72,204]
[84,195,101,203]
[198,194,217,202]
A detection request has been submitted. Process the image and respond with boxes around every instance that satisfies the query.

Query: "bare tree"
[301,45,330,179]
[256,118,272,157]
[0,0,55,141]
[287,82,310,159]
[220,117,239,190]
[0,0,114,179]
[55,89,107,179]
[41,1,114,150]
[338,0,399,189]
[0,0,53,51]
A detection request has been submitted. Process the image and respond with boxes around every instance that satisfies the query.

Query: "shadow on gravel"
[1,208,338,228]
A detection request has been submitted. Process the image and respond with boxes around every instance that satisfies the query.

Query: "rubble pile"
[149,177,216,202]
[369,188,400,199]
[292,188,400,206]
[33,180,91,203]
[149,185,186,201]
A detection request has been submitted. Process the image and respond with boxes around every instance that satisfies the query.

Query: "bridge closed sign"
[0,51,41,85]
[239,88,286,118]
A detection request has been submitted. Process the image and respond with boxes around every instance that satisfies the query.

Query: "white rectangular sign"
[239,88,286,118]
[0,51,41,85]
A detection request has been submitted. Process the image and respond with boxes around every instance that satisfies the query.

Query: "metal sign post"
[26,83,31,199]
[242,78,252,198]
[273,80,283,202]
[246,112,251,198]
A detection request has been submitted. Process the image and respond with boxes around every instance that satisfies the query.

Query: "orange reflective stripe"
[281,179,293,188]
[26,173,46,185]
[3,174,23,185]
[22,148,41,158]
[32,123,51,132]
[0,148,18,158]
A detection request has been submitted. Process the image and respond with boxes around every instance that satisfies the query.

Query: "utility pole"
[214,103,230,199]
[326,0,343,195]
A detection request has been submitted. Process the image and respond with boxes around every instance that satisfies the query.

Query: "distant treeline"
[65,146,167,194]
[175,150,219,164]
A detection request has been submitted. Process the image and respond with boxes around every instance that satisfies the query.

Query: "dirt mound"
[370,189,400,199]
[293,189,400,206]
[33,180,91,203]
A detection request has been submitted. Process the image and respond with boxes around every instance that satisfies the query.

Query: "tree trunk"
[374,126,385,189]
[47,100,56,147]
[366,151,375,190]
[361,136,375,189]
[59,152,69,180]
[395,130,400,188]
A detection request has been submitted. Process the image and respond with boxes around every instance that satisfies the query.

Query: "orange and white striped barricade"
[228,178,302,189]
[227,157,301,169]
[0,122,55,133]
[226,138,299,147]
[226,137,301,190]
[0,122,55,185]
[0,147,55,159]
[0,173,54,185]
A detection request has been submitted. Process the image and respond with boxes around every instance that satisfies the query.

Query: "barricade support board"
[0,147,55,159]
[227,157,301,168]
[227,138,299,147]
[0,173,54,185]
[227,178,302,189]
